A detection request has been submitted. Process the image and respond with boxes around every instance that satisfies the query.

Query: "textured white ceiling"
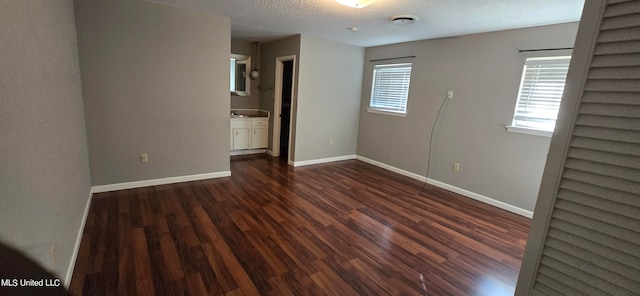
[145,0,585,47]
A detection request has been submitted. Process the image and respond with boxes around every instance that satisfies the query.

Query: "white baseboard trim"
[230,149,266,156]
[293,155,356,167]
[426,178,533,218]
[63,170,231,286]
[92,171,232,193]
[356,156,427,182]
[64,187,94,287]
[266,149,274,156]
[355,155,533,218]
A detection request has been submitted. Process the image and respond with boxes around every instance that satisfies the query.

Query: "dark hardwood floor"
[70,154,531,295]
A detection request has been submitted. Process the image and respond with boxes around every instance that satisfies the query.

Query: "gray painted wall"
[0,0,92,278]
[75,0,231,185]
[231,39,260,110]
[295,35,364,162]
[357,23,579,212]
[259,35,301,157]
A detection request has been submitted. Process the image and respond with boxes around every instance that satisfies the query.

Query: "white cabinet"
[230,119,251,150]
[230,117,268,151]
[250,119,268,149]
[232,128,250,150]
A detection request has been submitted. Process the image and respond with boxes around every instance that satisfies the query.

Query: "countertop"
[230,109,269,118]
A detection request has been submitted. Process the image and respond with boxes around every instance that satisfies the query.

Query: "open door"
[272,55,296,164]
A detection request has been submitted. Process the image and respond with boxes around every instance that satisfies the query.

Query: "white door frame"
[272,55,296,164]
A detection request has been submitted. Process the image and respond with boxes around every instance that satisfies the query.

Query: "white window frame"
[367,63,412,117]
[507,53,572,137]
[230,57,236,91]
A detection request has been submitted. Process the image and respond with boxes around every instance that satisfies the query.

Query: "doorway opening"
[273,55,296,164]
[279,61,293,160]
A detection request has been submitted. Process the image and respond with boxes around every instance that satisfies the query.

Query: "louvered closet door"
[517,0,640,295]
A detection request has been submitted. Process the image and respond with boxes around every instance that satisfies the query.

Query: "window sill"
[366,108,407,117]
[506,125,553,137]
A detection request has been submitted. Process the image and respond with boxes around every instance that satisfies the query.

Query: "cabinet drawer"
[252,119,268,127]
[230,119,251,128]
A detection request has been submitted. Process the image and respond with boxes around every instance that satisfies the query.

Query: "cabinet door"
[251,127,267,149]
[232,128,250,150]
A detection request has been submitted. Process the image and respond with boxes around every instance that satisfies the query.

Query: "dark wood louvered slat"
[546,226,640,269]
[578,103,640,119]
[547,221,640,264]
[568,147,640,169]
[560,179,640,207]
[554,198,640,233]
[600,14,640,31]
[572,125,640,143]
[571,136,640,156]
[587,66,640,79]
[564,157,640,181]
[544,237,639,279]
[557,189,640,220]
[595,40,640,56]
[589,53,640,68]
[537,263,609,296]
[581,91,640,105]
[603,0,640,18]
[597,27,640,43]
[541,253,635,295]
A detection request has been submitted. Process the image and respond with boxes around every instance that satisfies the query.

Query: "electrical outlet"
[49,244,56,267]
[447,91,454,99]
[329,139,334,146]
[140,153,148,163]
[453,162,460,172]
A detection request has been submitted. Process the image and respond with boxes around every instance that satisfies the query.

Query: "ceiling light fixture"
[335,0,377,9]
[390,15,420,24]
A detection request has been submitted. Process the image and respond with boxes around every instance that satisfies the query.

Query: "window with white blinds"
[368,63,412,115]
[510,56,572,133]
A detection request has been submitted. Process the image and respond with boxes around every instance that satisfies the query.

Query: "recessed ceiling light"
[348,27,359,32]
[335,0,377,9]
[390,15,420,24]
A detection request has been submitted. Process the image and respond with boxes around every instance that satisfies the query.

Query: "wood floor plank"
[200,242,240,293]
[131,228,155,296]
[185,273,208,295]
[310,259,360,295]
[70,154,531,295]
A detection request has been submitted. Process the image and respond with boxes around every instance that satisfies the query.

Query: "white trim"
[356,155,426,181]
[230,54,251,96]
[293,155,356,167]
[230,149,266,156]
[266,149,274,156]
[356,155,533,218]
[425,178,533,218]
[273,58,283,156]
[366,108,408,117]
[272,55,296,162]
[91,171,231,193]
[506,125,553,137]
[63,170,232,285]
[64,187,94,287]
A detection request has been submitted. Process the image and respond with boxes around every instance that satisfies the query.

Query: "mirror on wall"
[230,54,251,96]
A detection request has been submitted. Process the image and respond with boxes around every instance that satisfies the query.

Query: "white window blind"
[512,56,572,132]
[369,63,412,114]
